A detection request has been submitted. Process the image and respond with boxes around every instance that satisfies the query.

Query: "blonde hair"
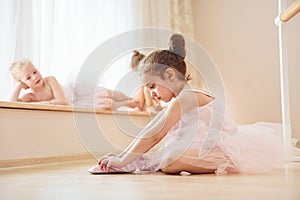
[10,59,35,81]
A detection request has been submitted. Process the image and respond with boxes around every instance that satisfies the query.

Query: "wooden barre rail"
[0,101,148,116]
[280,0,300,22]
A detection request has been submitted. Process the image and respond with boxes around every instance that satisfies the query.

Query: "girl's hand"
[100,157,124,171]
[98,153,117,165]
[98,155,125,172]
[11,82,31,102]
[17,81,29,90]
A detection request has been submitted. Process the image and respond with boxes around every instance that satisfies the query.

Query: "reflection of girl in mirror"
[90,86,140,110]
[10,59,69,105]
[130,50,163,117]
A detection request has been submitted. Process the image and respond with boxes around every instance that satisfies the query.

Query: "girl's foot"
[88,165,131,174]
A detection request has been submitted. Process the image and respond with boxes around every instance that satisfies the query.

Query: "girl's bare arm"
[45,76,68,105]
[11,82,36,102]
[116,91,212,166]
[11,82,25,102]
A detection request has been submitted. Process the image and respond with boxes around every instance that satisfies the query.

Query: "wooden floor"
[0,159,300,200]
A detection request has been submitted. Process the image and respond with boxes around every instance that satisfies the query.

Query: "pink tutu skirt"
[115,101,298,175]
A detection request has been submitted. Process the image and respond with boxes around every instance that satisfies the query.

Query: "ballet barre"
[276,0,300,24]
[275,0,300,162]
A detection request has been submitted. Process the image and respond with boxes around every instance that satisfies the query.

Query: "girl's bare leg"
[160,150,217,174]
[161,160,216,174]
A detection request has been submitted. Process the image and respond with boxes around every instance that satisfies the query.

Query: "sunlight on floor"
[0,159,299,200]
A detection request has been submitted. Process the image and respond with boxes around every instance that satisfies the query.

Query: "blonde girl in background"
[10,59,69,105]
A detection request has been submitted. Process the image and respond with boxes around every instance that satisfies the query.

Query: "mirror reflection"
[8,48,208,117]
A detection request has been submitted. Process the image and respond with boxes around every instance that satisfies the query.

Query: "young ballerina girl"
[10,59,69,105]
[89,34,297,175]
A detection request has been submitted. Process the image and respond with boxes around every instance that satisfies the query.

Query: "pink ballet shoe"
[88,165,130,174]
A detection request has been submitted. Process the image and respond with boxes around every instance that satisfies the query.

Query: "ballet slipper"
[88,165,132,174]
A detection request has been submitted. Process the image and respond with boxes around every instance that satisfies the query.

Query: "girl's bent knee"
[160,166,181,174]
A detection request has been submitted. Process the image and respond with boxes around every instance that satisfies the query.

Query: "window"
[0,0,143,100]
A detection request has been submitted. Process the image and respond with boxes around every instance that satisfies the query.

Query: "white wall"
[191,0,300,140]
[286,1,300,142]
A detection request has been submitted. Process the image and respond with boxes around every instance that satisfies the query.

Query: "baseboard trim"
[0,153,95,168]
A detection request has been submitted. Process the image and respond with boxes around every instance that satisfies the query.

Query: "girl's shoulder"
[44,76,58,83]
[44,76,60,87]
[181,88,214,98]
[177,88,214,108]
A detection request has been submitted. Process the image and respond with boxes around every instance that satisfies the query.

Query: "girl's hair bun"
[132,50,140,56]
[168,34,186,59]
[131,50,145,70]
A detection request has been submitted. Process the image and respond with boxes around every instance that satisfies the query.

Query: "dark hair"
[169,33,186,58]
[140,34,191,81]
[130,50,145,71]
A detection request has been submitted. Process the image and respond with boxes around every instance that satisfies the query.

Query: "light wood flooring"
[1,159,300,200]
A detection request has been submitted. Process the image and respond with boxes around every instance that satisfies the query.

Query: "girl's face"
[17,65,43,89]
[143,72,176,102]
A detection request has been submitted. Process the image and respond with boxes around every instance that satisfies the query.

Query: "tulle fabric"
[60,84,73,105]
[72,84,111,108]
[117,101,297,175]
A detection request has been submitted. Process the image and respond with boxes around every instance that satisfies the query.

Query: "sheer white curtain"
[0,0,175,101]
[170,0,194,37]
[0,0,146,100]
[0,0,20,100]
